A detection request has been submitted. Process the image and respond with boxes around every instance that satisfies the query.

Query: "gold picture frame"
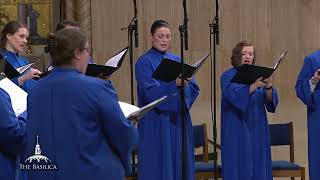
[0,0,52,45]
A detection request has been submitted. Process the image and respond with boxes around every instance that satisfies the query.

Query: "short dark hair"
[48,28,87,66]
[150,20,170,35]
[0,21,27,49]
[55,20,80,32]
[230,40,255,67]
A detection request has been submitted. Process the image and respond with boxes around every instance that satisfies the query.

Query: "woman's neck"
[4,44,17,54]
[151,46,166,54]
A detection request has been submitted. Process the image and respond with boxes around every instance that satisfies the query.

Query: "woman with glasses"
[26,28,139,180]
[135,19,200,180]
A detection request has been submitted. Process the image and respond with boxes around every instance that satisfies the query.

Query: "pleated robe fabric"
[25,67,139,180]
[295,50,320,180]
[220,67,278,180]
[0,88,26,180]
[135,48,200,180]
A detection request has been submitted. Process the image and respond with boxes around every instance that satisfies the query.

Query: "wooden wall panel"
[88,1,320,179]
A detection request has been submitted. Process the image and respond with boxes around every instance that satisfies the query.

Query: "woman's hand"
[250,77,266,93]
[311,69,320,85]
[18,68,41,86]
[176,74,192,87]
[98,73,110,80]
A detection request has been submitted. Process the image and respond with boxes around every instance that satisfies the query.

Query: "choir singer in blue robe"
[135,20,200,180]
[220,40,278,180]
[295,50,320,180]
[25,28,138,180]
[0,21,41,92]
[0,88,27,180]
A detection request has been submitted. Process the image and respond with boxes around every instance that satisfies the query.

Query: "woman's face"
[151,27,171,52]
[241,46,254,65]
[6,27,28,53]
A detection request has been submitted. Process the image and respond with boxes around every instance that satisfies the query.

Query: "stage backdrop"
[61,0,320,179]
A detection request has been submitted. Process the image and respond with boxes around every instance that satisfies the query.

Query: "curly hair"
[230,40,255,67]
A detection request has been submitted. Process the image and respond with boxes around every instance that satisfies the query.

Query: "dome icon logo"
[20,135,57,170]
[25,135,51,163]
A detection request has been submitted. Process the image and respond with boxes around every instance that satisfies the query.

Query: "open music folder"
[86,47,128,77]
[0,73,27,117]
[15,59,41,74]
[0,56,21,79]
[1,55,40,79]
[230,50,288,85]
[118,95,168,121]
[152,53,209,82]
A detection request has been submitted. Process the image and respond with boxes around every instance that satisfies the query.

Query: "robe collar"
[151,46,166,55]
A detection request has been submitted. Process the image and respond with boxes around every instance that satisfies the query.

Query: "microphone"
[184,25,188,50]
[215,17,219,45]
[133,0,138,48]
[182,0,188,50]
[134,18,138,48]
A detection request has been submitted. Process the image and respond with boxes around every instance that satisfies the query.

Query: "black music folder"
[230,50,288,85]
[85,47,128,77]
[0,55,21,79]
[152,53,209,82]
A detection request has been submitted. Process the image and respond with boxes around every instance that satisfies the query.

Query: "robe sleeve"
[184,78,200,110]
[220,70,250,113]
[9,57,37,92]
[96,83,139,174]
[0,89,26,155]
[263,88,278,113]
[295,56,316,108]
[135,58,179,112]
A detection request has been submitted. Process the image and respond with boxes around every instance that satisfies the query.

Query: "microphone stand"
[209,0,219,179]
[179,0,188,179]
[121,0,138,178]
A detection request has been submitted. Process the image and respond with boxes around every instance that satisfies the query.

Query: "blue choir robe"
[220,67,278,180]
[25,67,139,180]
[135,48,200,180]
[0,49,37,92]
[295,50,320,180]
[0,88,27,180]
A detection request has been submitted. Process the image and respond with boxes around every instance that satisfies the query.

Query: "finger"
[257,77,264,81]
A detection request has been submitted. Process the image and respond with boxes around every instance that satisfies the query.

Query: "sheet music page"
[105,49,128,67]
[193,53,209,67]
[0,77,27,117]
[192,53,209,75]
[118,101,140,118]
[16,63,34,74]
[16,59,40,74]
[272,50,288,69]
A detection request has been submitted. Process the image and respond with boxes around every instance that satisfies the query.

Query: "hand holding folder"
[85,47,128,77]
[118,95,168,122]
[15,59,41,74]
[0,56,21,79]
[152,53,209,82]
[230,50,288,85]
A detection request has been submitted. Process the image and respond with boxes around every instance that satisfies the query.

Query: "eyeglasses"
[82,47,93,54]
